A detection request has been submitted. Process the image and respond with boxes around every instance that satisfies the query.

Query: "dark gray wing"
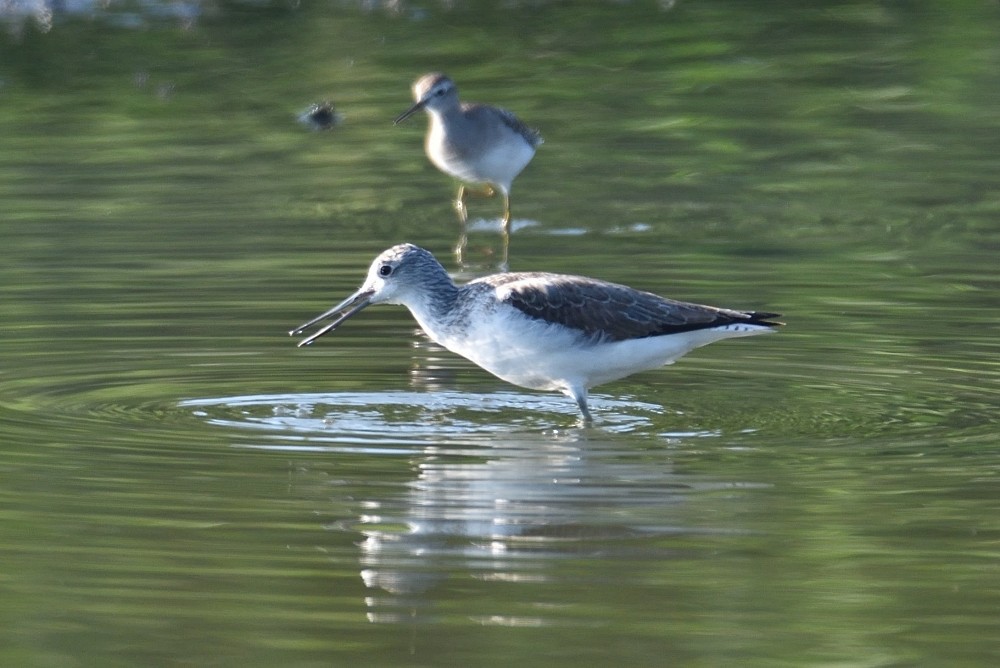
[483,272,781,343]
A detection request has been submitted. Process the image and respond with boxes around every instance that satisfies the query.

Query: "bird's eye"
[435,87,446,96]
[378,264,393,277]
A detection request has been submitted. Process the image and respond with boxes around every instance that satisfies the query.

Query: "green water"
[2,1,999,666]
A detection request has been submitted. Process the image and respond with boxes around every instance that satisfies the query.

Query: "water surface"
[2,1,999,666]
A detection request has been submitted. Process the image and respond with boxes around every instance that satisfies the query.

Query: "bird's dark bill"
[393,100,426,125]
[289,288,375,347]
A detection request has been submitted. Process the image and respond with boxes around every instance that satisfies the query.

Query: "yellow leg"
[454,183,499,220]
[501,193,512,235]
[453,184,469,263]
[453,184,510,270]
[454,183,496,217]
[453,184,469,224]
[498,193,512,271]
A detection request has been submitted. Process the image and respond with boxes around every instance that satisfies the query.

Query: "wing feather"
[480,273,780,343]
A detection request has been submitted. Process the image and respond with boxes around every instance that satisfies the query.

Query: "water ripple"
[179,390,669,445]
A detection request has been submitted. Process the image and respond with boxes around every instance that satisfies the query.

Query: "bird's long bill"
[289,288,375,347]
[393,99,426,125]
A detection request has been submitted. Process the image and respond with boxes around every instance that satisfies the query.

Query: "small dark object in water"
[298,101,341,131]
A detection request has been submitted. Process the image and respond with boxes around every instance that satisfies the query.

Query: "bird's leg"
[497,233,510,272]
[468,184,497,201]
[453,230,469,265]
[501,193,512,235]
[454,184,507,267]
[453,184,470,263]
[454,184,495,219]
[567,386,593,424]
[453,184,469,224]
[455,184,469,267]
[498,198,511,271]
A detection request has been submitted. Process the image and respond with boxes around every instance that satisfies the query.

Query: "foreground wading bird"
[394,73,542,240]
[290,244,782,422]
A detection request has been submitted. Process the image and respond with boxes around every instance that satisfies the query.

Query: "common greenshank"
[290,244,782,422]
